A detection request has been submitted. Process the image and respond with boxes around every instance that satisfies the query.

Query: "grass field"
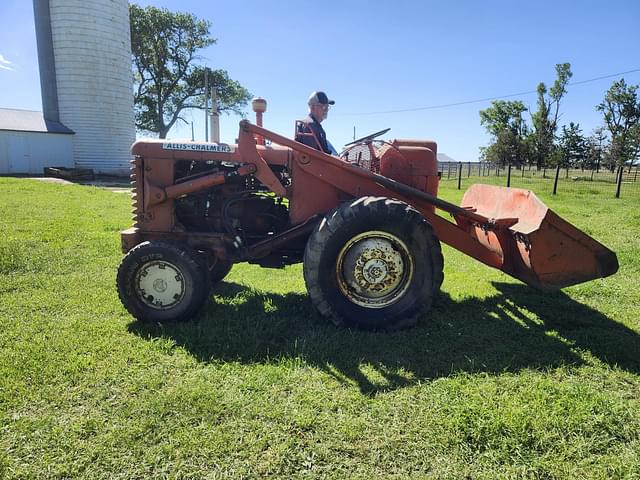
[1,177,639,479]
[439,163,640,199]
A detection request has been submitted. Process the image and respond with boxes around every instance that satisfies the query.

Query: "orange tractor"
[117,121,618,330]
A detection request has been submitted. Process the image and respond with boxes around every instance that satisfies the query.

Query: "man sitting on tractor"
[295,91,338,155]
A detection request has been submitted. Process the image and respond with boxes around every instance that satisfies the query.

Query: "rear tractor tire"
[116,241,210,323]
[303,196,443,330]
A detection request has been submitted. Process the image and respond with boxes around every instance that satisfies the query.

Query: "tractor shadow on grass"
[128,281,640,395]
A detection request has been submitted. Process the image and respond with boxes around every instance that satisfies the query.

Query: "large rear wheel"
[116,241,210,323]
[303,197,443,330]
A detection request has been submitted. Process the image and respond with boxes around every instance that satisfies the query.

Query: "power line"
[340,68,640,116]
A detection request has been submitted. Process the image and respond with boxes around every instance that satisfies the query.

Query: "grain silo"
[34,0,134,175]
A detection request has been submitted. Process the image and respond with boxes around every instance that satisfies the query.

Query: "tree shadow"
[128,281,640,395]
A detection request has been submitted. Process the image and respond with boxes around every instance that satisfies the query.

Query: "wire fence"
[438,162,640,198]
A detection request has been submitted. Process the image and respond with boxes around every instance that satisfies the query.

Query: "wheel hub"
[362,258,388,284]
[135,260,185,310]
[337,231,413,308]
[153,278,168,292]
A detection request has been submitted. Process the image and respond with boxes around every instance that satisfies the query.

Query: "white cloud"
[0,54,14,71]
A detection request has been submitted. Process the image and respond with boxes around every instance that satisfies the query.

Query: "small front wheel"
[116,241,210,322]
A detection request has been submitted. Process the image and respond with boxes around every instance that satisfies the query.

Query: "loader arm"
[240,122,507,269]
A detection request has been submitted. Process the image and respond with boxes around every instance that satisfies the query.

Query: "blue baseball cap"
[308,91,335,106]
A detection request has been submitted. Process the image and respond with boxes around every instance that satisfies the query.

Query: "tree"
[596,79,640,167]
[479,100,529,166]
[529,63,573,168]
[557,122,587,168]
[130,4,251,138]
[585,127,607,171]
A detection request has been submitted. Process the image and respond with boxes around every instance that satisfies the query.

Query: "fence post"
[496,164,500,177]
[507,162,512,187]
[457,162,462,190]
[467,161,471,177]
[543,168,546,179]
[553,164,561,195]
[615,166,623,198]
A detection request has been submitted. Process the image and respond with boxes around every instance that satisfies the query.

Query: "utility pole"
[204,68,209,141]
[210,87,220,142]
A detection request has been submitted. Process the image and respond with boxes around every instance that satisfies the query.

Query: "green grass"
[440,167,640,198]
[1,177,639,479]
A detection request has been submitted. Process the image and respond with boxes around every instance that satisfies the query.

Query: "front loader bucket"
[461,184,618,290]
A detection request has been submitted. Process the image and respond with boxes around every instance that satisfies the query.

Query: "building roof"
[0,108,74,134]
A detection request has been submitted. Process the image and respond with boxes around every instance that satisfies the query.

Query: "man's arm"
[326,140,338,156]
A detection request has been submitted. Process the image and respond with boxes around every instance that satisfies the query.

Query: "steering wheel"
[343,128,391,147]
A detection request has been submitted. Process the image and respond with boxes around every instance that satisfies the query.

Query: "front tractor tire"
[116,241,210,323]
[303,197,443,330]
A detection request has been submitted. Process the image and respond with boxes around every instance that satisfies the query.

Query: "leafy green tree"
[585,127,607,170]
[529,63,573,168]
[479,100,529,166]
[596,79,640,167]
[557,122,587,168]
[130,4,251,138]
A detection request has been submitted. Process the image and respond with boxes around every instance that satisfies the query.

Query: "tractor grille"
[130,157,143,227]
[343,144,380,173]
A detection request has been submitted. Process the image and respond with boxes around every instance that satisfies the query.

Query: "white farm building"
[0,108,74,174]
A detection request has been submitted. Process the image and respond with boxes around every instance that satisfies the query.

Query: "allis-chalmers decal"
[162,142,235,153]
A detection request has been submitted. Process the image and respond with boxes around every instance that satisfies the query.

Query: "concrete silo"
[34,0,134,175]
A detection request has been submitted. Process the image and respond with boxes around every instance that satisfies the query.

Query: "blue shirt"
[295,114,332,154]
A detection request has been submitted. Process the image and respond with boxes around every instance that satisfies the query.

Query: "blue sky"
[1,0,639,161]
